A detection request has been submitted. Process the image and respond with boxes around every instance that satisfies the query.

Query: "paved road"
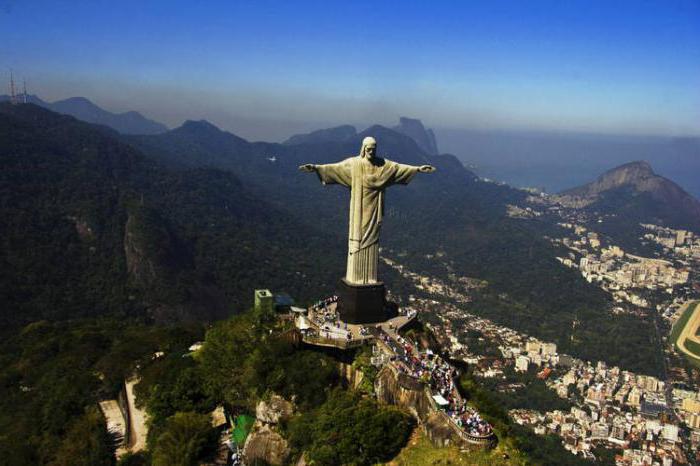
[99,400,129,458]
[125,377,148,453]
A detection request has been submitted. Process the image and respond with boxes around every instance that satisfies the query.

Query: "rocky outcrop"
[256,394,294,425]
[393,117,439,155]
[374,365,483,449]
[123,207,175,287]
[338,362,365,390]
[123,206,229,323]
[375,365,431,420]
[244,395,296,465]
[242,423,290,466]
[424,411,460,448]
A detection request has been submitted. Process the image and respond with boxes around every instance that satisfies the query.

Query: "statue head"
[361,136,377,159]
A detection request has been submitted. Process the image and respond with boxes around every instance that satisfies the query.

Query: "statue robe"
[315,155,419,285]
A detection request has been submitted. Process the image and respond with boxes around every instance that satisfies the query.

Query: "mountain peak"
[180,119,221,132]
[607,160,654,177]
[61,96,93,105]
[283,125,357,145]
[6,94,170,134]
[562,161,657,198]
[556,160,700,231]
[393,116,439,155]
[169,119,248,146]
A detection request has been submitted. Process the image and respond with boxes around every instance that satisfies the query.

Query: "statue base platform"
[337,278,397,324]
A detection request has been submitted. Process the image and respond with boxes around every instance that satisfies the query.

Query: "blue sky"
[2,0,699,140]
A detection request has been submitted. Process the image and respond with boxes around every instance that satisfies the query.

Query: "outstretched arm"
[299,164,316,173]
[298,159,352,187]
[387,162,436,185]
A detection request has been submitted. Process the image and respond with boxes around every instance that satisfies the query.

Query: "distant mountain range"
[0,94,168,134]
[554,161,700,232]
[283,124,357,145]
[284,120,700,234]
[283,117,439,155]
[0,102,672,374]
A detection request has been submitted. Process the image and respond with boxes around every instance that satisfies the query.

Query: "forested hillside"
[0,103,342,329]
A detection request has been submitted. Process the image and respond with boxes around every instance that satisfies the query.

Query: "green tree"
[198,313,258,410]
[117,452,150,466]
[49,406,115,466]
[288,389,414,465]
[151,411,216,466]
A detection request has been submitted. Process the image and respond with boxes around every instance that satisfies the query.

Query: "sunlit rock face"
[244,395,295,465]
[255,394,294,425]
[243,423,290,466]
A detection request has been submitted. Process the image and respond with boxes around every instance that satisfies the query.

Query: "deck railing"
[301,333,368,349]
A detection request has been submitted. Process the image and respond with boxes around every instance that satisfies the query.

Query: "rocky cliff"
[338,361,365,390]
[124,207,174,287]
[243,395,295,465]
[393,117,439,155]
[123,205,228,323]
[242,424,290,466]
[374,365,482,449]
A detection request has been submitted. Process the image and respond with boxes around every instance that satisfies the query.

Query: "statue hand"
[299,164,317,173]
[419,165,436,173]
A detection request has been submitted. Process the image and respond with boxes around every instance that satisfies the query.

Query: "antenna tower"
[22,79,28,104]
[9,69,17,104]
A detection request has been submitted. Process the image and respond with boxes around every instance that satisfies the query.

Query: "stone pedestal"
[337,278,396,324]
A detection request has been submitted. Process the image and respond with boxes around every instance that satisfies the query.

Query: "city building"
[515,355,530,372]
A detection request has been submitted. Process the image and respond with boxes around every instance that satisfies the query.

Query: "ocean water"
[435,128,700,198]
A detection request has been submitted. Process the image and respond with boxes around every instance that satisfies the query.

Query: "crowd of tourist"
[309,296,341,329]
[306,296,377,341]
[447,400,493,437]
[380,332,493,438]
[312,295,338,311]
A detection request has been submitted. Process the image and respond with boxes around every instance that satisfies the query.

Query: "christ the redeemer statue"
[299,136,435,323]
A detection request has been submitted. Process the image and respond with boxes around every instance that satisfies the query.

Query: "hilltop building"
[254,289,274,314]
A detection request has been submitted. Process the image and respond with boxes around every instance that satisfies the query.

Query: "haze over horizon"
[2,0,699,142]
